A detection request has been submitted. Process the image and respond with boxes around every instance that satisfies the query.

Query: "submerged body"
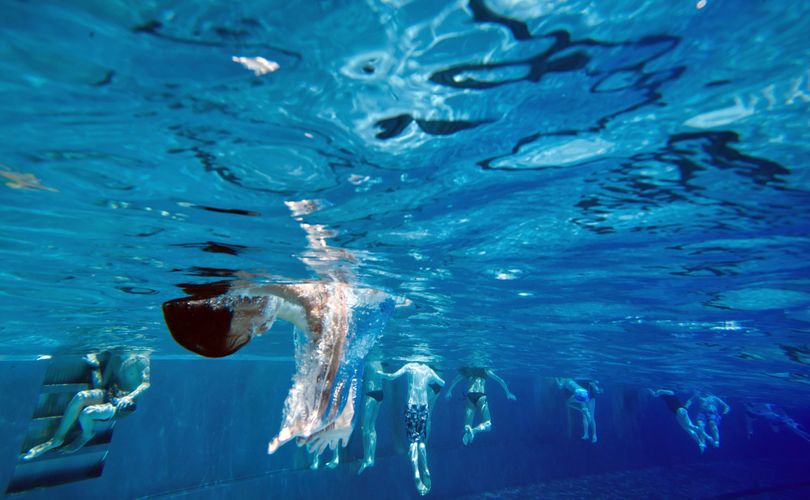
[162,280,394,457]
[23,350,151,460]
[745,402,810,443]
[379,363,445,496]
[690,393,730,448]
[446,367,516,445]
[557,378,600,443]
[649,389,708,452]
[358,360,385,474]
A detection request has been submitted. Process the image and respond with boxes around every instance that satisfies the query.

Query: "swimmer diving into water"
[445,367,516,445]
[379,363,445,496]
[164,280,394,457]
[163,199,396,459]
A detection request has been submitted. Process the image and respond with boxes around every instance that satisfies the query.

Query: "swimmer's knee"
[72,390,104,407]
[81,404,116,422]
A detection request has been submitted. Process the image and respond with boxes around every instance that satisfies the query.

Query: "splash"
[267,285,394,455]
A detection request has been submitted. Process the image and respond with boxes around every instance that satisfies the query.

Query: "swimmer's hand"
[445,391,452,400]
[507,393,517,401]
[114,397,135,412]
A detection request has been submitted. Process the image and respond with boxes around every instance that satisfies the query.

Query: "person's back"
[379,362,445,496]
[402,363,439,405]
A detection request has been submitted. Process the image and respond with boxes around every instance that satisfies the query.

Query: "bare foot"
[422,471,432,491]
[358,459,373,475]
[462,425,474,446]
[416,480,430,496]
[22,438,64,461]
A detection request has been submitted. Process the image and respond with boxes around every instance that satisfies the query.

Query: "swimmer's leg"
[468,397,492,445]
[580,408,591,440]
[676,408,705,453]
[22,389,105,460]
[409,442,427,495]
[708,420,720,448]
[61,403,116,453]
[417,442,431,495]
[462,398,476,445]
[358,397,381,474]
[697,418,714,447]
[788,421,810,442]
[325,448,340,469]
[588,399,598,443]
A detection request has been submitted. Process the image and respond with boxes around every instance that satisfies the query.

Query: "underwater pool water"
[1,0,809,498]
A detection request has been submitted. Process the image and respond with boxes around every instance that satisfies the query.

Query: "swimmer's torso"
[467,376,486,394]
[404,363,438,406]
[364,361,384,392]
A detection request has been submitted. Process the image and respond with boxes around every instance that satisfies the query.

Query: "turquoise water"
[1,0,810,498]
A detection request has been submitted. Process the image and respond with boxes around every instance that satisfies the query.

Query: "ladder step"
[40,383,90,394]
[5,450,107,495]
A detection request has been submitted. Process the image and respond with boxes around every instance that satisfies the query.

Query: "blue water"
[1,0,810,498]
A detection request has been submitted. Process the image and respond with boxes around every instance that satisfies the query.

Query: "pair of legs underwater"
[649,389,709,453]
[463,392,492,445]
[358,360,385,475]
[558,378,598,443]
[23,388,115,460]
[446,367,517,446]
[691,393,730,448]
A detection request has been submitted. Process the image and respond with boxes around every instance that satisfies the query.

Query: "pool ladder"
[5,356,116,495]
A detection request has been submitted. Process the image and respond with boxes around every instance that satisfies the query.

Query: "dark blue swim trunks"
[405,404,428,443]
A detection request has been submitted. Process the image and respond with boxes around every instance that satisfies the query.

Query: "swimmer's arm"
[125,364,151,402]
[378,367,407,381]
[430,372,445,387]
[717,397,730,414]
[253,285,309,331]
[684,395,696,409]
[487,370,516,400]
[84,353,103,389]
[445,374,463,398]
